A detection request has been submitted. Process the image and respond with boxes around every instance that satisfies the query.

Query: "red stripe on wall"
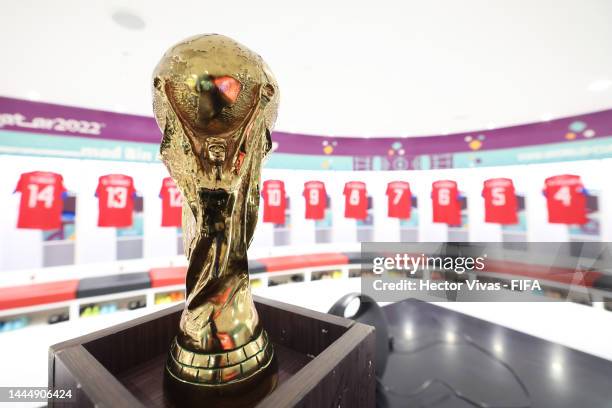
[0,280,79,310]
[259,253,349,272]
[149,267,187,288]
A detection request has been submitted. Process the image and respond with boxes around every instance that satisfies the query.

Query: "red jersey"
[14,171,66,230]
[262,180,286,224]
[386,181,411,219]
[543,175,587,224]
[303,180,327,220]
[432,180,461,225]
[344,181,367,220]
[482,178,518,224]
[160,177,183,227]
[96,174,136,227]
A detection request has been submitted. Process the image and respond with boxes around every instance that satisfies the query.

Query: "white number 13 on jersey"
[106,186,128,208]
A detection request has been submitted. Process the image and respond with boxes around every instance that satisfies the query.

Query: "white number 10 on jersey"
[268,188,282,206]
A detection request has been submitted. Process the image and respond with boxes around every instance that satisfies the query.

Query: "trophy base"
[164,329,277,407]
[164,355,277,407]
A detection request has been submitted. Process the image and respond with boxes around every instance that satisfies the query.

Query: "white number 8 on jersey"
[438,188,450,206]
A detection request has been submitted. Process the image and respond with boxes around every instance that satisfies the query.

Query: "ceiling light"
[112,10,146,31]
[550,360,564,377]
[587,79,612,93]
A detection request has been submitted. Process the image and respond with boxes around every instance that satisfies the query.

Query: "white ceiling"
[1,0,611,137]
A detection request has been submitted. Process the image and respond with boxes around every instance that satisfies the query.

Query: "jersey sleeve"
[14,174,25,193]
[57,175,68,199]
[95,177,102,197]
[159,178,168,198]
[130,178,137,197]
[343,184,348,196]
[58,175,67,194]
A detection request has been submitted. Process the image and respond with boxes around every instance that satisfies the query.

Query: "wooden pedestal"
[49,296,376,407]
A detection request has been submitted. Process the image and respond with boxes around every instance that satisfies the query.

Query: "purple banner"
[1,96,611,156]
[0,96,160,144]
[272,110,612,156]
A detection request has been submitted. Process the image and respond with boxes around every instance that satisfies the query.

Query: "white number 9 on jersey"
[309,189,319,205]
[349,189,360,206]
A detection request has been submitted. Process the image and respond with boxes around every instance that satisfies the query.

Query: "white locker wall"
[0,154,610,271]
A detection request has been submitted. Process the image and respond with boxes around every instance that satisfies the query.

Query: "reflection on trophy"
[152,34,279,403]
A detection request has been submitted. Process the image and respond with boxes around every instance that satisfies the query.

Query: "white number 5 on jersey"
[491,187,506,206]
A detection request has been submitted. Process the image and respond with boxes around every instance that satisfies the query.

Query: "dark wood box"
[48,296,376,407]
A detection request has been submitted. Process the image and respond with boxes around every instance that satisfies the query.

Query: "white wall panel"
[0,154,610,272]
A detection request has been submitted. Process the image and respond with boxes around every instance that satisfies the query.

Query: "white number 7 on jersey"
[392,188,403,205]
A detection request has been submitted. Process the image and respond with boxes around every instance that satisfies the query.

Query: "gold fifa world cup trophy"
[152,34,279,405]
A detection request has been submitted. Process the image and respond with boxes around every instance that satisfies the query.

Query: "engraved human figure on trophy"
[152,34,279,402]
